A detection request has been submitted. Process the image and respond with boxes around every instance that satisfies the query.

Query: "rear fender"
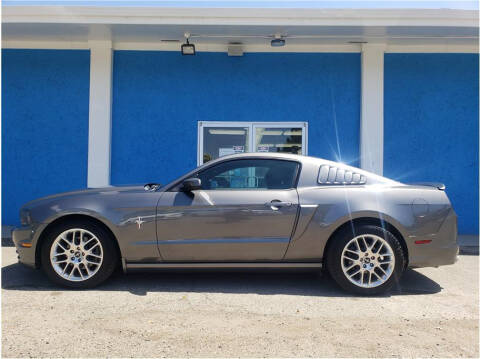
[285,208,406,260]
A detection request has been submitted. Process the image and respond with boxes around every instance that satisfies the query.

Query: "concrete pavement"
[2,246,478,358]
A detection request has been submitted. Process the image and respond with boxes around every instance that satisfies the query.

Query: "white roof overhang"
[2,4,479,51]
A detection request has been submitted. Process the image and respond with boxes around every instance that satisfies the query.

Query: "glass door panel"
[202,126,249,164]
[254,127,303,155]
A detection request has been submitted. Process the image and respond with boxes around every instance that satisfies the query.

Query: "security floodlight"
[181,38,195,55]
[181,33,195,55]
[271,34,286,47]
[271,38,286,47]
[228,43,243,56]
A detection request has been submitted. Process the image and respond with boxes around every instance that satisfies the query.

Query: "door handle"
[265,200,292,210]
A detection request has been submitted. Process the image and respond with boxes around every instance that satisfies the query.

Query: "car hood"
[22,185,154,208]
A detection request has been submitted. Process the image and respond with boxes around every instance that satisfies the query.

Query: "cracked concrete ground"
[2,247,478,358]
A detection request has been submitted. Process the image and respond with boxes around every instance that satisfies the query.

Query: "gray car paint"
[12,153,458,270]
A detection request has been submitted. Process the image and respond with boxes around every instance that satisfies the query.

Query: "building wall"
[111,51,361,185]
[384,53,479,234]
[1,49,478,235]
[1,49,90,225]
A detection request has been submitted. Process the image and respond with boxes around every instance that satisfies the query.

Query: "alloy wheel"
[49,228,103,282]
[340,234,395,288]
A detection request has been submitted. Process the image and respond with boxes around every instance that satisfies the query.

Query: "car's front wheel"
[41,220,118,288]
[326,224,406,295]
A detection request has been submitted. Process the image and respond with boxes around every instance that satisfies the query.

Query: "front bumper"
[12,225,39,268]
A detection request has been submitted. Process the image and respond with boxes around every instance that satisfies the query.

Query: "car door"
[156,158,300,261]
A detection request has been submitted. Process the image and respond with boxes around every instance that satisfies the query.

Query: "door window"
[198,122,307,165]
[197,159,299,190]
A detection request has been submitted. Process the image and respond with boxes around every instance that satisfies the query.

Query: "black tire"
[326,224,406,295]
[41,219,118,288]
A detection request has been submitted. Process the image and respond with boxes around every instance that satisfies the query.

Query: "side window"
[197,159,299,190]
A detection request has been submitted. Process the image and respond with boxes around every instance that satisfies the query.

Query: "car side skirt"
[125,262,322,270]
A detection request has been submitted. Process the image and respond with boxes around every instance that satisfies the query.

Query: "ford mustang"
[13,153,458,294]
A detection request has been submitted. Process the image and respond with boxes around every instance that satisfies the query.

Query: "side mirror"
[182,178,202,191]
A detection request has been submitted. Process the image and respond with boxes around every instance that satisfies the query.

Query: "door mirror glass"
[182,178,202,191]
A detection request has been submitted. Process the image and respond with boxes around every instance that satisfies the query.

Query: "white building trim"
[87,39,113,188]
[386,44,479,53]
[360,43,385,176]
[3,7,478,27]
[2,40,90,49]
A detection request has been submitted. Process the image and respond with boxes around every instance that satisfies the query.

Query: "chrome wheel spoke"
[375,243,384,254]
[344,249,359,256]
[354,238,361,251]
[52,258,68,264]
[78,266,85,280]
[376,265,388,278]
[349,268,361,278]
[85,265,92,276]
[372,271,384,284]
[61,234,72,244]
[57,241,68,252]
[345,262,358,271]
[361,236,369,250]
[50,228,103,282]
[88,243,100,252]
[61,264,69,274]
[83,237,96,247]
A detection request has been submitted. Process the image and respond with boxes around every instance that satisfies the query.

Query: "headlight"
[20,209,32,226]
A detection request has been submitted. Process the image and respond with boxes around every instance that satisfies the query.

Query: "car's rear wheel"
[41,220,118,288]
[326,224,406,295]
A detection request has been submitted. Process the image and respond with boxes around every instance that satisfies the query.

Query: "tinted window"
[197,159,299,190]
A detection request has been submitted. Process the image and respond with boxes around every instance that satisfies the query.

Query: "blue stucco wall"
[112,51,361,186]
[384,53,479,234]
[2,49,90,225]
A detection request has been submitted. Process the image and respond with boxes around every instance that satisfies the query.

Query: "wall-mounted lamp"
[271,34,286,47]
[181,32,196,55]
[228,42,243,56]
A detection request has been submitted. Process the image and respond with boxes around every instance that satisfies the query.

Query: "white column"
[360,43,385,175]
[87,39,113,187]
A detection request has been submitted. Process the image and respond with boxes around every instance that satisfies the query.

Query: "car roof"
[207,152,314,162]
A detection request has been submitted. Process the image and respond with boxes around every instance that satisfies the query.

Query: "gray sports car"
[13,153,458,294]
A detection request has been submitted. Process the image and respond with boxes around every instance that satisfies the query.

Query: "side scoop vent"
[317,165,367,185]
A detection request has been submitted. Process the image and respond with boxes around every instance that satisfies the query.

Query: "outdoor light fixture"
[228,42,244,56]
[181,32,195,55]
[271,34,286,47]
